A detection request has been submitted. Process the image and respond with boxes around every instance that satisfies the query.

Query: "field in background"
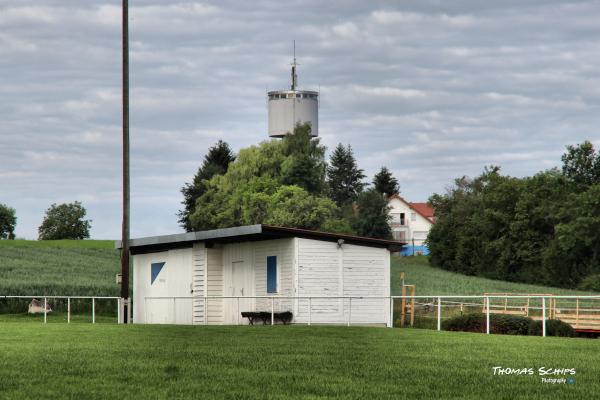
[1,240,597,319]
[0,240,115,250]
[391,256,597,296]
[0,239,119,296]
[0,240,120,314]
[0,324,592,399]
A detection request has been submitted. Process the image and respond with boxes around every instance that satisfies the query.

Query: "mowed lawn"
[0,324,593,400]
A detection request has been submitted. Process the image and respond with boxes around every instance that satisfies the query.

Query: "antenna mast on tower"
[291,40,298,90]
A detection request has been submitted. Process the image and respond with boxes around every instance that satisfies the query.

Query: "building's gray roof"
[116,224,403,253]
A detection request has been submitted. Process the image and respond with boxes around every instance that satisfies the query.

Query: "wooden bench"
[241,311,293,325]
[555,309,600,331]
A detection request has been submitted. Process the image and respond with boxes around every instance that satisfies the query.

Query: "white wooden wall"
[133,247,193,324]
[341,244,390,324]
[192,243,205,324]
[253,238,295,313]
[295,238,390,325]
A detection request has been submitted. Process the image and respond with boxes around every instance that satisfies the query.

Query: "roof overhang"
[116,224,404,254]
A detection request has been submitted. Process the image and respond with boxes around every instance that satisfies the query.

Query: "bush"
[577,274,600,292]
[442,313,532,335]
[528,319,575,337]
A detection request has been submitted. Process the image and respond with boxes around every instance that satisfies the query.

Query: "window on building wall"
[267,256,277,293]
[151,262,165,285]
[411,212,417,222]
[400,213,405,225]
[392,231,406,241]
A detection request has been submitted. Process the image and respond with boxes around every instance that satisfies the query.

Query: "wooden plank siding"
[253,239,295,314]
[296,239,390,325]
[206,247,224,324]
[342,244,389,324]
[192,243,206,325]
[296,239,342,323]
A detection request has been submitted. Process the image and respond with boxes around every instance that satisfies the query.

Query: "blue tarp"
[399,245,430,256]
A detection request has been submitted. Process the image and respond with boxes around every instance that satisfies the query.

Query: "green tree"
[178,140,235,231]
[373,166,399,197]
[543,184,600,287]
[327,143,365,207]
[352,189,392,239]
[38,202,91,240]
[561,141,600,187]
[0,204,16,240]
[189,129,349,233]
[281,123,327,195]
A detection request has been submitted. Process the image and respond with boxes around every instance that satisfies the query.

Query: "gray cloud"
[1,0,599,239]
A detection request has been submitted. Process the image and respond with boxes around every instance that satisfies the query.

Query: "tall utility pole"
[120,0,130,323]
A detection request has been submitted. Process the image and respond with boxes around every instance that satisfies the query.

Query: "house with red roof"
[387,195,435,256]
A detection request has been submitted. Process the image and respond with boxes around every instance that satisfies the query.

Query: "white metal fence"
[0,296,121,323]
[145,294,600,336]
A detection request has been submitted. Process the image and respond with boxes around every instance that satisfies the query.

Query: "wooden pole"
[576,298,579,329]
[120,0,131,323]
[400,285,406,327]
[409,286,415,327]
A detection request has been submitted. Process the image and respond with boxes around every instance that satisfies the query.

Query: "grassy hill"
[0,240,595,298]
[0,240,119,297]
[391,256,596,296]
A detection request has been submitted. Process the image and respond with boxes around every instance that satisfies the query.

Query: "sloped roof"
[116,224,403,254]
[409,202,435,220]
[388,195,435,223]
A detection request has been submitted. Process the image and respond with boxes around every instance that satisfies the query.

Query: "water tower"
[268,44,319,138]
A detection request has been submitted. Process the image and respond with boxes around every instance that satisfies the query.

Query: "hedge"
[442,313,531,336]
[528,319,575,337]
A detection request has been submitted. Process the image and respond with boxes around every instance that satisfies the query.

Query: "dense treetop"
[428,141,600,289]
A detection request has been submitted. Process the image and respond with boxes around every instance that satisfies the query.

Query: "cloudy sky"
[1,1,600,239]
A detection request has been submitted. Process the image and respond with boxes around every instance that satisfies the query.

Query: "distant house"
[387,195,435,256]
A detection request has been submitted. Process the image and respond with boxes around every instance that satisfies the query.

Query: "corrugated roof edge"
[115,224,404,251]
[261,225,404,248]
[115,224,263,249]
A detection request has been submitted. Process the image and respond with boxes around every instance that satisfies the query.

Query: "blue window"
[267,256,277,293]
[151,262,165,285]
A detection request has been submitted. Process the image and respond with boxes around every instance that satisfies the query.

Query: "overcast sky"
[1,1,600,239]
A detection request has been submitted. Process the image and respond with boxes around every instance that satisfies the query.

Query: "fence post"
[348,297,352,327]
[117,298,120,324]
[542,297,546,337]
[437,296,441,331]
[237,297,240,325]
[204,296,208,325]
[486,296,490,334]
[92,298,96,324]
[44,297,47,324]
[172,297,176,324]
[67,297,71,324]
[389,297,393,328]
[271,297,275,326]
[308,297,312,326]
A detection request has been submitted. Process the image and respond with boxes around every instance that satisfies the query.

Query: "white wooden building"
[119,225,399,326]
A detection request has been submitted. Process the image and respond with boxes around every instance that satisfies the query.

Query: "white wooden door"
[230,261,247,324]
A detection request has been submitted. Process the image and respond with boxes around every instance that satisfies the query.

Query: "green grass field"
[391,256,597,296]
[0,239,120,297]
[0,324,591,399]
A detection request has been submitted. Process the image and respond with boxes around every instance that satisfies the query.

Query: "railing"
[144,294,600,336]
[0,296,121,324]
